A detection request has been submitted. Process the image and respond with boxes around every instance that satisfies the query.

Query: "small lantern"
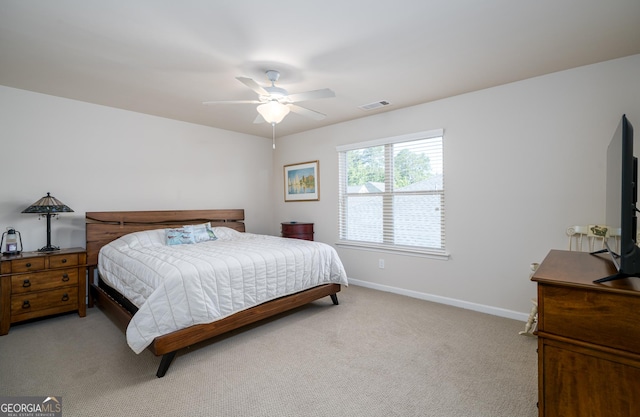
[1,227,23,256]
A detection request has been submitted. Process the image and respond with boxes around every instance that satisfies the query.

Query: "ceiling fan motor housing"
[266,70,281,82]
[263,70,287,100]
[263,86,288,100]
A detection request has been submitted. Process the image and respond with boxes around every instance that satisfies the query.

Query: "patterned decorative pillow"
[189,223,218,243]
[187,223,217,243]
[165,227,196,245]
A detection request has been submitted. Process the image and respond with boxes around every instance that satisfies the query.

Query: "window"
[337,129,446,257]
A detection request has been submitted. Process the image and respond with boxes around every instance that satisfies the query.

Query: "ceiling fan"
[202,70,335,124]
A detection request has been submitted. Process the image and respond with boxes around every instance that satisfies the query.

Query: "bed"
[85,209,347,377]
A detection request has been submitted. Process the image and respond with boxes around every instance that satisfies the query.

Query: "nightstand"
[281,222,314,241]
[0,247,87,335]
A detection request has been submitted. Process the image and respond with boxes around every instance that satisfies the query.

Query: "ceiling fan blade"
[288,104,326,120]
[286,88,335,103]
[202,100,261,105]
[236,77,269,96]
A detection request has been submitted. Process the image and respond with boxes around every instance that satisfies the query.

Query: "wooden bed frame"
[85,209,341,378]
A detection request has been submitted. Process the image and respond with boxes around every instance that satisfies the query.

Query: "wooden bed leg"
[156,351,177,378]
[330,294,339,305]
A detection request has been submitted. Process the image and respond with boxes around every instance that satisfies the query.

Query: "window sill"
[335,240,450,260]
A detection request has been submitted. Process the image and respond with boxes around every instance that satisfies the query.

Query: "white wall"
[0,86,275,252]
[273,54,640,318]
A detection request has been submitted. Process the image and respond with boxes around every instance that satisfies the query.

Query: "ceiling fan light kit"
[257,101,290,124]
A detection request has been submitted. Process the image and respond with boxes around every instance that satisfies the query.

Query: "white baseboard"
[347,278,529,322]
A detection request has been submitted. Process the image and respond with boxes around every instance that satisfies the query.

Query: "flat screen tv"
[593,114,640,283]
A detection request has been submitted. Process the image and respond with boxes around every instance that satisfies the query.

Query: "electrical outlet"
[378,259,385,269]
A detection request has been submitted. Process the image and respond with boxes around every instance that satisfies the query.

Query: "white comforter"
[98,227,348,353]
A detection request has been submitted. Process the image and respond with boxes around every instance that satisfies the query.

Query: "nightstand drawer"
[281,222,314,241]
[11,287,79,319]
[11,268,79,294]
[49,253,79,269]
[9,258,46,273]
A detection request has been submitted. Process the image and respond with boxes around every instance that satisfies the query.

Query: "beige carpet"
[0,285,538,417]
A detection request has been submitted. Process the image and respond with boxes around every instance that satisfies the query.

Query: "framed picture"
[284,160,319,202]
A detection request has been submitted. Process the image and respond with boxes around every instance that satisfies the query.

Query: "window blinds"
[337,130,445,255]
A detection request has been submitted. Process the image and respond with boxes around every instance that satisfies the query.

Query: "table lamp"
[22,192,74,252]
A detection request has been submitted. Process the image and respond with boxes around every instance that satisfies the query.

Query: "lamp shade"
[257,101,290,124]
[22,192,74,214]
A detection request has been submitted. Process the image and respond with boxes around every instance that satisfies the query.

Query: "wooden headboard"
[85,209,245,268]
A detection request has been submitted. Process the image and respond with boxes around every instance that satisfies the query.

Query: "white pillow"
[111,229,165,249]
[210,227,242,240]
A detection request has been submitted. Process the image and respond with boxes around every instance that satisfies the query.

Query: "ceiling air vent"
[358,100,391,111]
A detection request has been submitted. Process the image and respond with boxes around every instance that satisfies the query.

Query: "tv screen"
[595,114,640,283]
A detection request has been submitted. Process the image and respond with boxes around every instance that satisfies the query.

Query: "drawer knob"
[62,274,69,282]
[61,259,67,264]
[61,293,69,302]
[22,300,30,309]
[25,262,32,268]
[22,279,31,288]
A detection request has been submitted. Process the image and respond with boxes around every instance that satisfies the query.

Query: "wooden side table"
[281,222,314,241]
[0,247,87,335]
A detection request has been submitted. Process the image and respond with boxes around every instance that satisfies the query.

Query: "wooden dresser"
[281,222,314,241]
[0,247,87,335]
[531,250,640,417]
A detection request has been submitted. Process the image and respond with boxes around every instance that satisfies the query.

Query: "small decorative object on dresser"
[281,222,314,241]
[1,227,23,256]
[0,248,87,335]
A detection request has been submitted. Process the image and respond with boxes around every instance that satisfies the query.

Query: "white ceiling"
[1,0,639,139]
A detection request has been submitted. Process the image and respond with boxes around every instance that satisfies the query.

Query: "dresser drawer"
[11,268,79,294]
[539,284,640,354]
[9,257,46,273]
[11,287,79,320]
